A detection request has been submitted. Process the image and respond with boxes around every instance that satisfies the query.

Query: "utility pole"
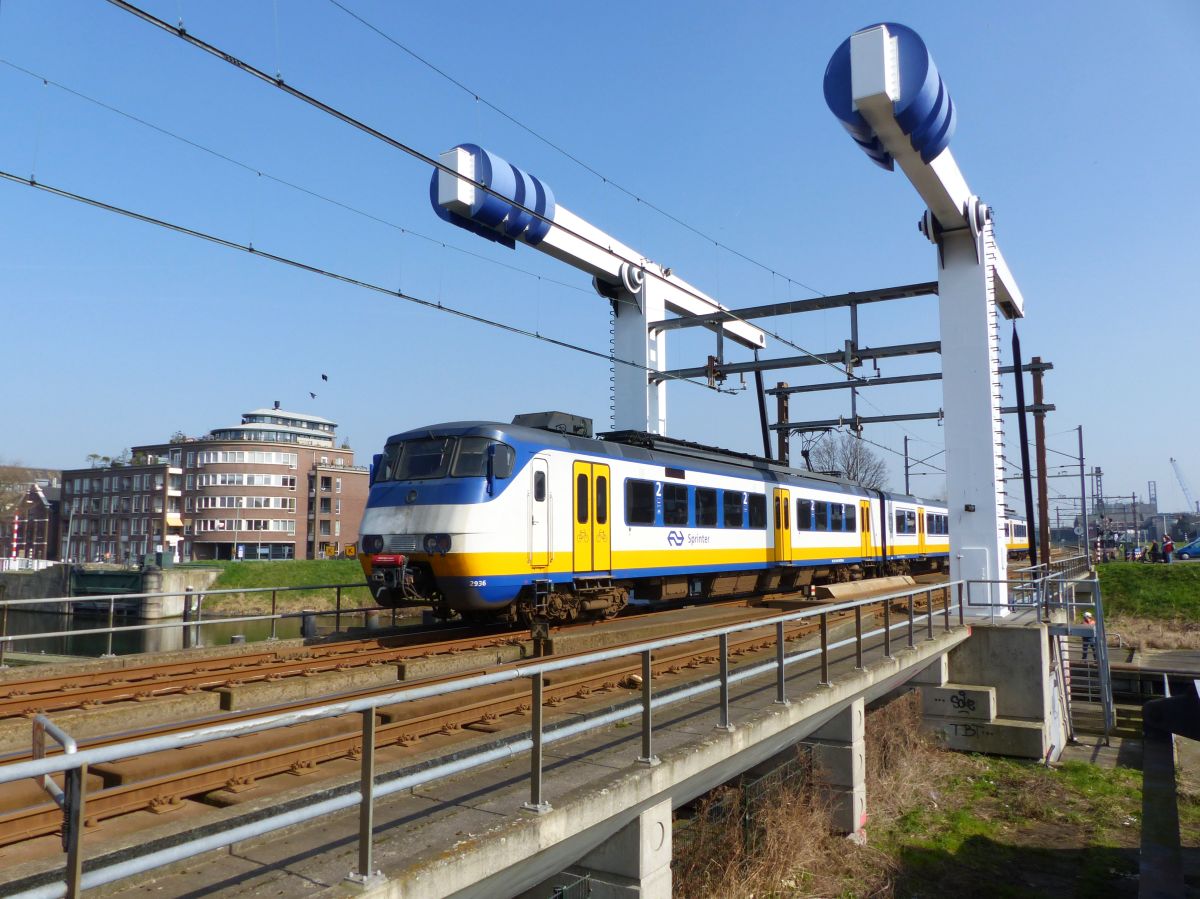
[1031,357,1051,565]
[1078,426,1090,564]
[903,435,910,495]
[775,382,789,466]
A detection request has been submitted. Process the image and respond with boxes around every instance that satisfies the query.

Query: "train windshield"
[378,437,514,482]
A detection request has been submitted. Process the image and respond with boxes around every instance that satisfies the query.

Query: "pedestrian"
[1163,535,1174,564]
[1149,540,1160,563]
[1080,611,1096,662]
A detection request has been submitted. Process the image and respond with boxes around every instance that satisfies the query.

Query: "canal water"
[4,608,305,657]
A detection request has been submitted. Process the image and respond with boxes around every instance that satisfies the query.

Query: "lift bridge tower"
[824,23,1027,607]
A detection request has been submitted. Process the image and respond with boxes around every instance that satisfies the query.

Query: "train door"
[859,499,872,561]
[917,506,926,555]
[772,488,792,563]
[572,461,611,574]
[529,457,550,568]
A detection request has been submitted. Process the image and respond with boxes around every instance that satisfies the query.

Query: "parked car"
[1176,538,1200,561]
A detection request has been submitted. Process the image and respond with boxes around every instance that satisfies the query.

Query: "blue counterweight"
[430,143,556,248]
[822,23,956,170]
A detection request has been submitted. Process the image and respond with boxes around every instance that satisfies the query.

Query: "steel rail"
[7,591,962,899]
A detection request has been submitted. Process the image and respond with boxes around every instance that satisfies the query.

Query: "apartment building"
[61,404,368,562]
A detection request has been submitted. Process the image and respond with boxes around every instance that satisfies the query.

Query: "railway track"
[0,598,761,720]
[0,586,950,856]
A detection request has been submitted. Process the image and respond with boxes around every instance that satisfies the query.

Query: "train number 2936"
[468,579,488,587]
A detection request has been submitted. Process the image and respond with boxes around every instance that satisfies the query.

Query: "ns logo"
[667,530,685,547]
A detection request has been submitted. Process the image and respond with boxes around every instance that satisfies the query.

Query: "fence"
[0,558,56,573]
[0,583,387,666]
[1,580,970,899]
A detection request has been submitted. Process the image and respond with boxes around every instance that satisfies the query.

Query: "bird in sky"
[309,392,317,399]
[321,373,328,382]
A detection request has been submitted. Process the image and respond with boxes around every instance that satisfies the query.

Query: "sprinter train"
[357,414,1029,623]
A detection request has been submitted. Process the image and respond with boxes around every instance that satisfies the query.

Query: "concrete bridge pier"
[805,697,867,838]
[921,623,1067,761]
[518,798,673,899]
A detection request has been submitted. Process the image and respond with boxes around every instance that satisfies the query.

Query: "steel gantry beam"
[649,281,937,332]
[657,340,939,382]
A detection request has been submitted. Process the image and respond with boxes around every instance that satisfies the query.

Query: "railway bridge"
[0,566,1098,899]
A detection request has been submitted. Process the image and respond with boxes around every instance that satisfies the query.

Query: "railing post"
[347,709,379,885]
[638,650,659,765]
[103,596,116,658]
[335,586,343,634]
[716,633,733,731]
[269,589,278,641]
[854,605,863,669]
[64,762,87,898]
[907,593,915,649]
[775,620,789,704]
[926,589,934,640]
[943,585,951,632]
[523,674,550,813]
[0,585,8,669]
[958,582,965,626]
[883,600,892,659]
[819,612,830,685]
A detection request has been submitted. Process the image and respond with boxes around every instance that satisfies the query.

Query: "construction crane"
[1170,458,1199,514]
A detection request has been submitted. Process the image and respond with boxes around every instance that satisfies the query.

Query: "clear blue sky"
[1,1,1197,517]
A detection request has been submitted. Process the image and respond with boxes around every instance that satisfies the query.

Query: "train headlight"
[423,534,452,555]
[362,534,384,554]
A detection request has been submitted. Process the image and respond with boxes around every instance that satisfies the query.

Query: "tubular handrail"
[2,579,970,898]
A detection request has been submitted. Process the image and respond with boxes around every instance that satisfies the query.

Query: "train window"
[379,443,404,481]
[626,479,656,525]
[906,511,917,533]
[847,505,857,532]
[534,471,546,502]
[596,476,608,525]
[815,501,829,531]
[797,499,813,531]
[396,438,453,480]
[664,484,688,525]
[1014,523,1027,538]
[831,503,844,532]
[576,474,589,525]
[452,438,514,478]
[749,494,766,529]
[696,488,718,527]
[723,491,745,528]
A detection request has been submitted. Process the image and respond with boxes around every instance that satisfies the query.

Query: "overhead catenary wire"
[0,58,594,300]
[324,0,826,298]
[102,0,858,384]
[0,168,728,393]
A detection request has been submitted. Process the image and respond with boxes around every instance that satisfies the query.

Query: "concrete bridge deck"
[0,615,986,899]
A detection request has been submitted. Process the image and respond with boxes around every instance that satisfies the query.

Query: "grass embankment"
[179,559,372,613]
[1096,561,1200,650]
[673,693,1197,898]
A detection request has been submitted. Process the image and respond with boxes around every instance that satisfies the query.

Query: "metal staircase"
[1049,575,1115,740]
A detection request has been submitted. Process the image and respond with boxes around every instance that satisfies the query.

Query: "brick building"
[0,470,62,560]
[60,405,368,562]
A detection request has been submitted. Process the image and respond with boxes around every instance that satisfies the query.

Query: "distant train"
[357,414,1029,623]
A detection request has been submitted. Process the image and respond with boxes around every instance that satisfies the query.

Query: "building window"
[321,476,332,492]
[186,451,195,468]
[335,478,342,494]
[335,499,341,515]
[334,521,341,537]
[320,498,331,514]
[319,520,331,536]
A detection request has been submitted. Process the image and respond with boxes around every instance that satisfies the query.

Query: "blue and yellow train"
[358,414,1029,623]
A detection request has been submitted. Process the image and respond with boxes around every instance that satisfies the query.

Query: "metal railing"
[0,582,384,667]
[0,558,57,572]
[0,581,968,899]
